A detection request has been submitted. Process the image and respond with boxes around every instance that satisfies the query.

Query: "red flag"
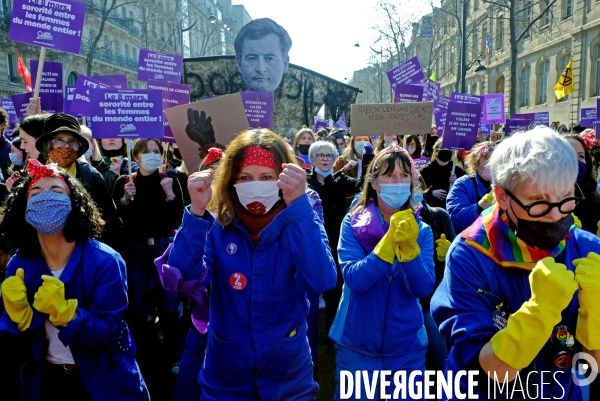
[17,53,32,92]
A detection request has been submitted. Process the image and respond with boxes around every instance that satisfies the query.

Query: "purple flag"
[147,80,191,143]
[11,92,33,120]
[138,49,183,83]
[89,89,164,139]
[482,94,505,124]
[95,75,128,89]
[241,91,274,130]
[314,119,328,131]
[505,119,532,136]
[443,102,482,150]
[30,60,63,113]
[386,57,425,88]
[434,95,450,130]
[70,75,110,116]
[394,84,424,103]
[9,0,86,54]
[333,112,348,131]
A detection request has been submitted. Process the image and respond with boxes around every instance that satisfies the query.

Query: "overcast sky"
[232,0,433,84]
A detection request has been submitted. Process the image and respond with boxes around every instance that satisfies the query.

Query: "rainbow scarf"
[461,204,571,270]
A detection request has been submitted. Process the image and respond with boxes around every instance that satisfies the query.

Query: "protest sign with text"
[350,102,433,136]
[442,102,482,150]
[413,157,431,172]
[63,85,76,115]
[482,94,505,124]
[2,99,16,124]
[70,74,110,116]
[9,0,86,54]
[505,119,532,135]
[242,91,274,129]
[11,92,34,120]
[30,60,63,113]
[314,119,329,131]
[386,57,425,88]
[434,95,450,130]
[95,74,128,89]
[138,50,183,83]
[394,84,424,103]
[89,89,164,139]
[147,80,191,142]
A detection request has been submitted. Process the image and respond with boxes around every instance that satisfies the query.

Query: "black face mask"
[298,144,310,155]
[513,212,574,250]
[102,148,122,158]
[173,148,182,160]
[437,150,452,162]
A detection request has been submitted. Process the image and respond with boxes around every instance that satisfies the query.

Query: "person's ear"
[495,186,508,211]
[371,177,380,193]
[236,57,243,74]
[283,55,289,73]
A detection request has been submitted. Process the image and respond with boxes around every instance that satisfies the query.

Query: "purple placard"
[147,80,191,142]
[482,94,505,124]
[11,92,34,120]
[581,108,597,120]
[394,84,424,103]
[9,0,86,54]
[2,99,17,124]
[314,119,328,131]
[70,74,110,116]
[95,74,128,89]
[533,112,549,127]
[30,60,63,113]
[505,119,532,136]
[451,92,482,105]
[89,89,164,139]
[386,56,425,88]
[511,113,535,121]
[241,91,274,130]
[138,49,183,83]
[480,123,491,136]
[63,85,77,116]
[597,98,600,134]
[443,102,482,150]
[580,118,596,127]
[434,95,450,130]
[429,82,440,104]
[413,157,430,171]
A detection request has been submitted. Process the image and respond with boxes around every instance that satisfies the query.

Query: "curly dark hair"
[0,171,105,258]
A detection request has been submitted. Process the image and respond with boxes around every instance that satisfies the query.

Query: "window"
[539,61,549,103]
[67,72,78,86]
[524,4,533,38]
[121,6,126,18]
[474,0,479,11]
[543,0,551,25]
[472,32,478,60]
[558,57,570,101]
[497,16,504,49]
[125,44,130,58]
[6,54,19,83]
[596,45,600,95]
[115,41,121,55]
[521,66,530,106]
[565,0,573,17]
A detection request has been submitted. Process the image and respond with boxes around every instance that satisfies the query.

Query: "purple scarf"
[350,200,389,252]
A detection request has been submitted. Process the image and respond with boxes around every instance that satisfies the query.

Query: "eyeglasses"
[504,184,585,218]
[316,153,335,161]
[52,138,81,150]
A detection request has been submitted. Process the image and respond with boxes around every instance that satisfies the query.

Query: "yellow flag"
[554,58,574,100]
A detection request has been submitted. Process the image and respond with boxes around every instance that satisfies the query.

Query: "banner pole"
[127,139,134,201]
[33,47,46,100]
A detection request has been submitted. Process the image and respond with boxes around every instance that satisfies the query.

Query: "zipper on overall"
[379,270,394,357]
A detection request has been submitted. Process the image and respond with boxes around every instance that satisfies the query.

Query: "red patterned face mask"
[48,147,79,169]
[233,181,280,215]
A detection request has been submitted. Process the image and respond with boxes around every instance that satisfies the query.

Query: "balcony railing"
[80,41,138,71]
[190,0,212,16]
[80,0,139,36]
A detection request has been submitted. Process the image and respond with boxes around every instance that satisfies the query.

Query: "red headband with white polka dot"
[240,146,276,169]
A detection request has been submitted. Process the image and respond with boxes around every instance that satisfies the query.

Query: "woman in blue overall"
[0,160,148,400]
[330,145,435,400]
[446,140,498,233]
[166,128,337,400]
[432,127,600,400]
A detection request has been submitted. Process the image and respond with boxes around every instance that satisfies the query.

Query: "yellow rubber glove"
[435,234,451,262]
[393,210,421,262]
[373,212,404,264]
[1,268,33,331]
[573,252,600,350]
[596,220,600,238]
[482,191,495,205]
[33,275,78,327]
[490,257,578,369]
[572,213,582,230]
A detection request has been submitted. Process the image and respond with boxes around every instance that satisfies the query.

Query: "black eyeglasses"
[316,153,335,161]
[504,184,585,218]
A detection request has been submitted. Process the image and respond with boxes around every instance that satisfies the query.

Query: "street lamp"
[208,15,217,23]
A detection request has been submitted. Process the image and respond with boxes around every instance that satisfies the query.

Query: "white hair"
[308,141,338,161]
[488,126,578,193]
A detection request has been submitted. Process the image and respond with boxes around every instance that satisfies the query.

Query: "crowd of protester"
[0,105,599,401]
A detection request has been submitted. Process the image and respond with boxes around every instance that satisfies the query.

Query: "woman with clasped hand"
[432,127,600,400]
[0,160,148,401]
[166,128,337,400]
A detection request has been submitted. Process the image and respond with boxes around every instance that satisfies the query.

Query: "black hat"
[35,114,88,156]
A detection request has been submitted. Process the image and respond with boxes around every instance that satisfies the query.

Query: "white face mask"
[406,145,416,155]
[234,181,281,215]
[84,147,93,160]
[354,141,367,154]
[140,153,162,173]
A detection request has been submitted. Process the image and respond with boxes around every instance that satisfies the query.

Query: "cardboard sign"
[164,93,249,171]
[242,91,274,129]
[482,94,505,124]
[138,49,183,83]
[442,102,482,150]
[30,60,63,113]
[70,74,110,116]
[11,92,34,120]
[505,119,532,136]
[89,89,164,139]
[350,102,433,136]
[393,84,424,103]
[9,0,86,54]
[147,80,191,143]
[386,57,425,88]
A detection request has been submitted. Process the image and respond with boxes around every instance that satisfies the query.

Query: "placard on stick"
[30,60,63,113]
[147,80,191,143]
[442,102,482,150]
[138,50,183,83]
[350,102,433,136]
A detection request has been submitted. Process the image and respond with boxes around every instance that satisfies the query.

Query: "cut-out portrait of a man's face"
[234,18,292,93]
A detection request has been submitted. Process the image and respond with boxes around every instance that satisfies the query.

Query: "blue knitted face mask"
[377,182,411,209]
[25,191,72,237]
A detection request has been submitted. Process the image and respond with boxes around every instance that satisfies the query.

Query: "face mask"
[314,167,333,178]
[298,144,310,155]
[577,160,587,185]
[551,127,557,131]
[173,148,182,159]
[84,147,93,160]
[49,147,79,169]
[514,212,574,250]
[140,153,162,173]
[377,182,412,209]
[102,148,123,158]
[479,167,492,182]
[437,150,453,163]
[406,145,416,155]
[412,192,424,204]
[354,141,366,154]
[9,153,23,166]
[26,191,72,237]
[384,137,395,146]
[338,145,346,152]
[234,181,281,215]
